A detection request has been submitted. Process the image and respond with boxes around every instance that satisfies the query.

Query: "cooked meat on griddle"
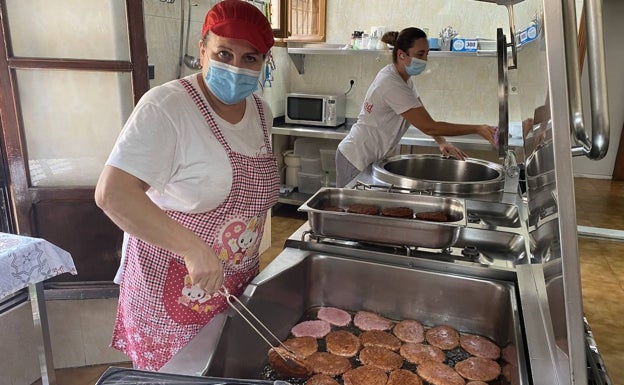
[342,364,388,385]
[304,351,352,376]
[358,346,403,372]
[466,381,489,385]
[267,346,313,379]
[360,330,401,351]
[347,204,380,216]
[283,336,319,359]
[416,360,465,385]
[501,363,520,385]
[353,310,394,331]
[392,319,425,343]
[459,334,500,360]
[380,206,414,218]
[415,211,449,222]
[399,342,445,364]
[501,344,518,366]
[291,320,332,338]
[387,369,423,385]
[305,373,340,385]
[425,325,460,350]
[317,306,352,326]
[325,330,361,357]
[454,357,501,382]
[320,205,345,212]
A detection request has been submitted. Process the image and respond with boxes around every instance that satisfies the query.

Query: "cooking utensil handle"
[218,287,290,352]
[562,0,609,159]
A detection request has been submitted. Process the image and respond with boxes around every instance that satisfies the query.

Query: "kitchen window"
[271,0,326,42]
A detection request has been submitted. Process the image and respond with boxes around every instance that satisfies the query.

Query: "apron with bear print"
[111,80,279,371]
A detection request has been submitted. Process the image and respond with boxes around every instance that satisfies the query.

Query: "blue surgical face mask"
[204,61,261,105]
[405,57,427,76]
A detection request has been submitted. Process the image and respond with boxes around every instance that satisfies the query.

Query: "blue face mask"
[405,57,427,76]
[204,61,260,105]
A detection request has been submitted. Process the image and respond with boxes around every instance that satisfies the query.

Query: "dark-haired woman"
[335,27,497,187]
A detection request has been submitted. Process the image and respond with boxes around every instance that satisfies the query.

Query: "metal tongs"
[218,286,311,378]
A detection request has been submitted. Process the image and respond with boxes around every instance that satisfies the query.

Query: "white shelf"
[286,43,498,74]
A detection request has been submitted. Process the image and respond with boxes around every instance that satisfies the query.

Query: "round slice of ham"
[291,320,331,338]
[318,307,352,326]
[353,310,394,331]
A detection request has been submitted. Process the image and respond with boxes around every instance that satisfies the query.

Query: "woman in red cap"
[95,0,279,370]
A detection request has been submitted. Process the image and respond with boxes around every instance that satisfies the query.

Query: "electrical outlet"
[148,64,155,80]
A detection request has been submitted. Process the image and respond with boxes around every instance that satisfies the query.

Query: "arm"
[95,165,224,293]
[432,135,468,160]
[401,104,497,147]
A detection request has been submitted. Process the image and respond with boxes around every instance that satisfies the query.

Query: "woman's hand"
[477,125,498,148]
[438,141,468,160]
[182,242,224,294]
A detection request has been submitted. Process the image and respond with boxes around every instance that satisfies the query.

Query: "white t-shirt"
[108,74,273,284]
[338,64,422,171]
[106,74,273,214]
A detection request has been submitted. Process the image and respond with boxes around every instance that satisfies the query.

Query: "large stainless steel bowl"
[372,154,505,194]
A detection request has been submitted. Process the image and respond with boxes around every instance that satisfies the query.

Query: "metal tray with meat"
[298,187,467,249]
[176,248,529,385]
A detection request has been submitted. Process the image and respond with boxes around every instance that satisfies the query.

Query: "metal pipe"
[177,0,185,78]
[183,0,201,70]
[562,0,609,159]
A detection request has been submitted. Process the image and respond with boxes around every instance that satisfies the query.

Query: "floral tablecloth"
[0,232,76,299]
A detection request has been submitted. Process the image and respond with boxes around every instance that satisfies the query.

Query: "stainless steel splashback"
[505,0,608,383]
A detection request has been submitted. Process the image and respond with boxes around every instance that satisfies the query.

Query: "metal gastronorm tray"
[298,187,466,248]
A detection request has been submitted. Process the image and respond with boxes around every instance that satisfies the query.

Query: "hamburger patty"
[325,330,361,357]
[415,211,449,222]
[380,206,414,218]
[347,204,380,215]
[318,307,352,327]
[320,205,345,212]
[399,342,445,364]
[425,325,460,350]
[459,334,501,360]
[359,346,403,372]
[417,360,465,385]
[360,330,401,351]
[305,373,340,385]
[387,369,423,385]
[267,347,313,379]
[455,357,501,382]
[283,336,318,359]
[304,352,352,376]
[354,311,394,331]
[291,320,331,338]
[342,365,388,385]
[466,381,489,385]
[393,319,425,343]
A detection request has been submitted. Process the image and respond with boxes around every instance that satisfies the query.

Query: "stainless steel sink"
[465,199,521,228]
[372,154,505,194]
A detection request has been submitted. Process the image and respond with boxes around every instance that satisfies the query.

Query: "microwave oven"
[285,93,346,127]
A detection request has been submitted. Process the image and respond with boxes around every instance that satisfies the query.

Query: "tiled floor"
[32,177,623,385]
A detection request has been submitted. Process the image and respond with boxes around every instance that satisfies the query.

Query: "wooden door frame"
[0,0,149,236]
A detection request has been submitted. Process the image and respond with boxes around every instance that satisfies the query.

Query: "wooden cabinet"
[272,0,326,42]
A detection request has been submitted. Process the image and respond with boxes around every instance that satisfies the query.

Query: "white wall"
[0,299,127,385]
[572,0,624,178]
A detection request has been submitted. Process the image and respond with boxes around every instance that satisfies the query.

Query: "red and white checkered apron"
[111,80,279,371]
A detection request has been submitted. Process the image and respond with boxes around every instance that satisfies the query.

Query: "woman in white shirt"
[94,0,279,371]
[336,27,497,187]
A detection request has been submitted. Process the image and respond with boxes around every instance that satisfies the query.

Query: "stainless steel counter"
[272,123,523,152]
